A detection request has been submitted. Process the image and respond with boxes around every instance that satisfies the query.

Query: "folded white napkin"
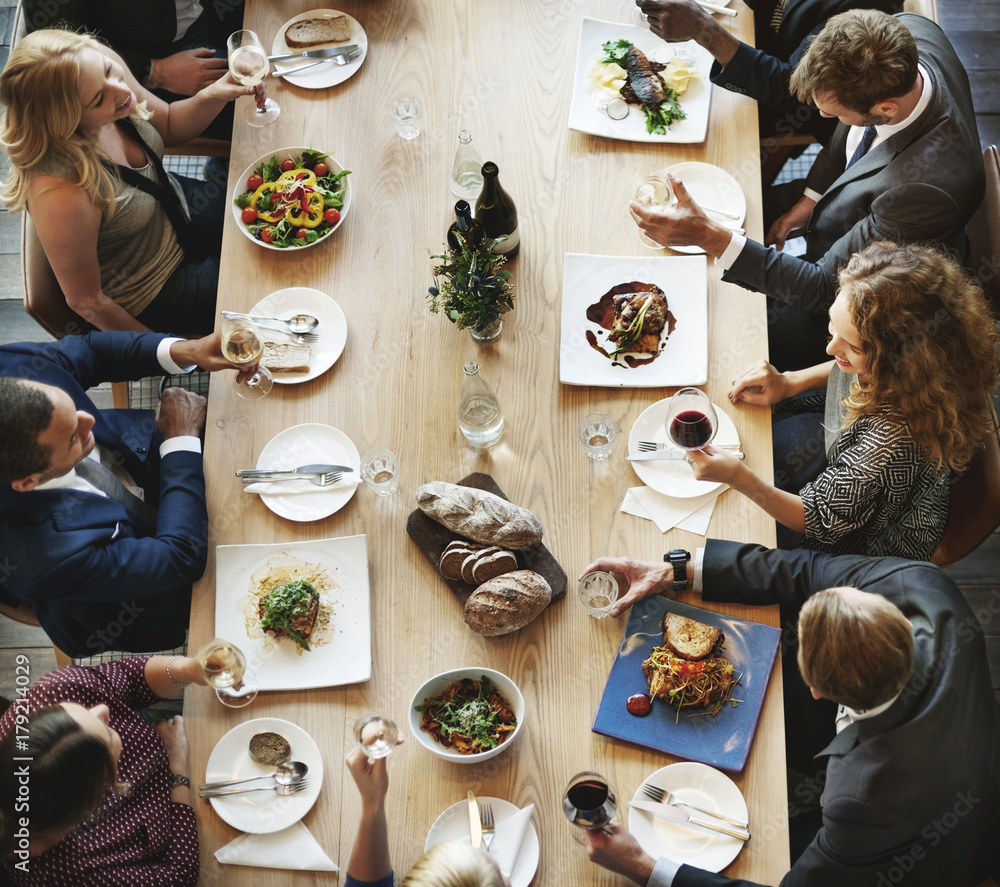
[490,803,534,877]
[215,821,337,871]
[242,434,358,496]
[243,477,360,496]
[622,484,727,535]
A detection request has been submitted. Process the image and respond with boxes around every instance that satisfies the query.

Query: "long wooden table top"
[188,1,787,883]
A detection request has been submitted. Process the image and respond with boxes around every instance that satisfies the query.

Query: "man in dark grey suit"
[631,11,984,369]
[580,543,1000,886]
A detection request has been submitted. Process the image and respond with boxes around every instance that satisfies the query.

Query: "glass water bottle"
[458,361,504,448]
[450,130,483,201]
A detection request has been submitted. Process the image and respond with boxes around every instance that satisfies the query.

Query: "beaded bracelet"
[165,655,192,687]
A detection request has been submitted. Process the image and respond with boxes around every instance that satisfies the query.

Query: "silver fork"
[272,47,363,76]
[641,783,748,829]
[241,472,344,487]
[479,803,496,855]
[637,440,741,452]
[200,780,310,799]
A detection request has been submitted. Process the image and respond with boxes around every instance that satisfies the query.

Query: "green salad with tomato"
[234,149,350,248]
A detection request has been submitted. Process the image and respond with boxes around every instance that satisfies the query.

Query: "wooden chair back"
[968,146,1000,313]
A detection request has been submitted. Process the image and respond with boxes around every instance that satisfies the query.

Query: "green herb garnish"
[260,579,319,650]
[611,293,654,358]
[601,38,631,65]
[644,90,686,135]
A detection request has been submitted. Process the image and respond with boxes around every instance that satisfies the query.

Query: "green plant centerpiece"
[428,237,514,341]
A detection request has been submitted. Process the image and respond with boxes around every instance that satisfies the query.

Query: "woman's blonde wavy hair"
[400,840,505,887]
[837,241,1000,471]
[0,29,150,217]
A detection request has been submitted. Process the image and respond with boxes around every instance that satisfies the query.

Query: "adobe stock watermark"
[11,654,33,873]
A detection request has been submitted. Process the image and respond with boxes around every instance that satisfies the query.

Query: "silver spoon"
[221,311,320,335]
[198,760,308,791]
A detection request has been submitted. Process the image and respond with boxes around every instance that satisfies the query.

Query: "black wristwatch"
[170,773,191,789]
[664,549,691,591]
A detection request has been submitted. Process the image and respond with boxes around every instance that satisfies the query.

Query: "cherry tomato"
[295,228,309,240]
[280,159,296,172]
[247,173,264,191]
[240,207,258,224]
[313,161,329,177]
[323,208,341,225]
[260,226,276,244]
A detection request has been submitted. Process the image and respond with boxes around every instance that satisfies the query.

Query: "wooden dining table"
[187,0,788,883]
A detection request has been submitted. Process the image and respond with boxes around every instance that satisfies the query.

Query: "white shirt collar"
[836,691,901,733]
[845,63,934,157]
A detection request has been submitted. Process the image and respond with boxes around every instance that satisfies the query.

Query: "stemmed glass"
[632,165,673,248]
[196,637,259,708]
[354,714,399,764]
[227,30,280,127]
[563,771,618,842]
[665,387,719,451]
[220,313,273,400]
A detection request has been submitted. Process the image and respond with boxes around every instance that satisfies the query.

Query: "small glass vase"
[470,318,503,343]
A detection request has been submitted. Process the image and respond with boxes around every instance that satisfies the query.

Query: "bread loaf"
[285,14,350,49]
[464,570,552,636]
[416,482,543,550]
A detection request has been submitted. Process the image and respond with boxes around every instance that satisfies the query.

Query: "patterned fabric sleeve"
[22,657,157,712]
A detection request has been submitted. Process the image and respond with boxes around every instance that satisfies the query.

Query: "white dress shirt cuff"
[160,436,202,457]
[691,547,705,595]
[716,233,747,271]
[649,855,682,886]
[802,187,823,203]
[157,338,197,375]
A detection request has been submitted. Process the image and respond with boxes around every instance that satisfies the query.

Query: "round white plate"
[205,717,324,834]
[627,398,740,498]
[255,423,361,522]
[231,147,351,251]
[628,762,748,873]
[271,9,367,89]
[251,288,347,384]
[424,797,539,887]
[662,162,747,255]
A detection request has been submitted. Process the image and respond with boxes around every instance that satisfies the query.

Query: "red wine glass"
[563,771,618,842]
[665,387,718,451]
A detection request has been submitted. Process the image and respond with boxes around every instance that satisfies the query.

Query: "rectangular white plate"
[215,535,371,690]
[560,252,708,387]
[568,17,714,143]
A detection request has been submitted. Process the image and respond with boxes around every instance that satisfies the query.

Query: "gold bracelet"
[165,655,191,687]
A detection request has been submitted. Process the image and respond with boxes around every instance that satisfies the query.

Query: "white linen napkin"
[490,803,534,878]
[214,821,337,871]
[622,484,727,535]
[243,477,360,496]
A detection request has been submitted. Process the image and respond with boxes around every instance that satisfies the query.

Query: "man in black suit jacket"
[0,332,241,656]
[580,543,1000,886]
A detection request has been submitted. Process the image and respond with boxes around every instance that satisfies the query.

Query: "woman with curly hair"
[0,29,260,334]
[688,241,1000,559]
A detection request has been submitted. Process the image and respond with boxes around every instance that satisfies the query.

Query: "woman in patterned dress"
[688,241,1000,559]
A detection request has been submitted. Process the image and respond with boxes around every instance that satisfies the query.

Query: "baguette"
[416,482,543,550]
[464,570,552,636]
[285,15,350,49]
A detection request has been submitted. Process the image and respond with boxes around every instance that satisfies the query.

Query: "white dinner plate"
[628,762,748,872]
[424,797,539,887]
[254,423,361,522]
[215,534,371,689]
[251,288,347,384]
[627,398,739,497]
[560,253,708,387]
[568,18,713,143]
[205,718,324,834]
[271,9,368,88]
[662,162,746,254]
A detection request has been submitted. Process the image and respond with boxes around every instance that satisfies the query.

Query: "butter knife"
[628,800,750,840]
[268,45,359,63]
[236,464,353,477]
[468,790,483,849]
[626,451,745,462]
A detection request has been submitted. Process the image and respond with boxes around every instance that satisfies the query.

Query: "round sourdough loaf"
[416,481,543,549]
[464,570,552,636]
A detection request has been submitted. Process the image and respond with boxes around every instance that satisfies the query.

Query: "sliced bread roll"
[262,342,311,374]
[248,732,291,766]
[464,570,552,636]
[416,482,543,550]
[285,14,350,48]
[471,549,519,584]
[439,541,487,580]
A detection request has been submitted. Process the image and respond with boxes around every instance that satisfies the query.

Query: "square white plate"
[215,535,371,690]
[568,18,713,143]
[560,253,708,387]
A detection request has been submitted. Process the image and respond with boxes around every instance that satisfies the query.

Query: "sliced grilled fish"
[624,45,667,111]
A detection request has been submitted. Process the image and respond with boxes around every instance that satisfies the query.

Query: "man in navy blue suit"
[0,331,242,657]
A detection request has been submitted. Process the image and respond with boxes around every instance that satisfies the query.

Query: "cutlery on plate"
[640,783,749,829]
[626,451,744,462]
[236,464,353,477]
[638,441,742,453]
[272,59,328,78]
[200,780,311,798]
[698,1,737,15]
[628,800,750,840]
[479,802,496,855]
[222,311,320,335]
[272,46,363,73]
[468,791,483,849]
[199,760,308,792]
[268,44,360,63]
[242,472,347,487]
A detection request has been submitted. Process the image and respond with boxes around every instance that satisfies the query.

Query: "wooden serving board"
[405,472,567,608]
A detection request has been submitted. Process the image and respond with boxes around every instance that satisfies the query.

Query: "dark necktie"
[770,0,788,32]
[75,457,158,524]
[846,125,878,169]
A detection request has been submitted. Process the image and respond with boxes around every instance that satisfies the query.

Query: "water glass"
[578,413,617,460]
[387,94,422,139]
[362,447,399,496]
[578,571,619,619]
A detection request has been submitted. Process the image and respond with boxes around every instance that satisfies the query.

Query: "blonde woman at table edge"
[344,747,509,887]
[689,241,1000,560]
[0,29,263,336]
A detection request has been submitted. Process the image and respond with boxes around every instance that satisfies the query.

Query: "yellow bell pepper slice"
[286,190,325,228]
[277,168,318,189]
[250,182,285,223]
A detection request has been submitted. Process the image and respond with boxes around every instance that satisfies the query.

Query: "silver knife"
[268,45,359,63]
[468,791,483,849]
[628,800,750,840]
[271,59,330,78]
[626,451,745,462]
[236,464,353,477]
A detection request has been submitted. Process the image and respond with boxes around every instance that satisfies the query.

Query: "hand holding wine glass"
[196,638,258,708]
[220,313,273,399]
[227,30,280,126]
[664,387,718,451]
[563,771,618,843]
[632,165,674,249]
[354,714,400,764]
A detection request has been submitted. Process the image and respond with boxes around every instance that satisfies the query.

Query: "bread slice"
[662,612,723,661]
[440,542,487,580]
[262,342,311,374]
[472,548,519,584]
[248,732,291,766]
[285,15,350,49]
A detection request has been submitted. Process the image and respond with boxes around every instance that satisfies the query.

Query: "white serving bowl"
[409,667,525,763]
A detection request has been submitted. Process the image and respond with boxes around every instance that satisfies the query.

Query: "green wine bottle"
[474,161,519,257]
[446,200,486,252]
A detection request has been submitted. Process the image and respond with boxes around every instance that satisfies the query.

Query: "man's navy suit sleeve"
[711,43,801,115]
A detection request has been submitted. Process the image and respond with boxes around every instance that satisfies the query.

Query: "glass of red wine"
[664,387,718,451]
[563,771,618,842]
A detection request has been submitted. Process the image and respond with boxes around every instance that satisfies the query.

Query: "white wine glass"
[354,714,399,764]
[563,771,618,843]
[196,637,259,708]
[220,313,273,400]
[665,387,719,451]
[632,164,673,249]
[227,30,280,127]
